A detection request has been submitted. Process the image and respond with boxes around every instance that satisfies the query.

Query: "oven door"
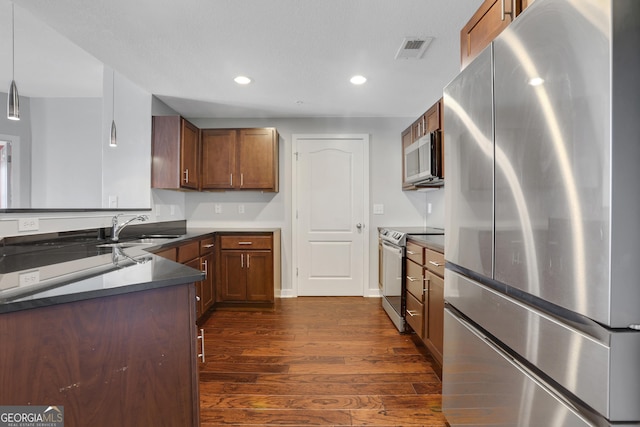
[381,240,405,332]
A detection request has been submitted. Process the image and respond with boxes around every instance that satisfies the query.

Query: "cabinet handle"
[197,328,205,363]
[230,173,233,186]
[247,254,250,269]
[406,276,418,282]
[183,168,189,183]
[202,259,208,277]
[406,250,416,255]
[428,260,443,267]
[501,0,515,21]
[204,244,215,248]
[196,295,200,302]
[238,241,253,245]
[241,173,244,187]
[406,310,419,317]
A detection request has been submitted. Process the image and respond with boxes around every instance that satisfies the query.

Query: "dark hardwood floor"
[199,297,446,426]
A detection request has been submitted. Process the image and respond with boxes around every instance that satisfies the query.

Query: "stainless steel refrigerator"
[443,0,640,425]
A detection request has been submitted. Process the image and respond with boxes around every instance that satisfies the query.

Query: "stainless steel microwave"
[404,130,442,185]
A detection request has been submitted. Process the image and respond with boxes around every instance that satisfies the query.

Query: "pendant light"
[7,3,20,121]
[109,69,117,147]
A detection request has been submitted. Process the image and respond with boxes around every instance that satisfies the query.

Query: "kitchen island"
[0,233,205,426]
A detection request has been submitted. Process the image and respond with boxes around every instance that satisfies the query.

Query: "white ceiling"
[2,0,483,119]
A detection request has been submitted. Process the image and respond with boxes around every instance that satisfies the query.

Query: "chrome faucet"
[111,214,149,241]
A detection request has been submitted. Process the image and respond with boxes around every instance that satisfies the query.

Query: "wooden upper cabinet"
[200,128,279,192]
[238,128,279,191]
[201,129,237,190]
[425,101,441,133]
[460,0,524,70]
[152,116,201,190]
[154,120,279,193]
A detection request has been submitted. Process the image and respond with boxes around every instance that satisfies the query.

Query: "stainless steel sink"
[96,242,150,248]
[96,236,178,248]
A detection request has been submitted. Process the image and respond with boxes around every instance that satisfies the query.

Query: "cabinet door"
[238,128,278,191]
[219,251,247,301]
[201,252,215,311]
[426,271,445,364]
[180,119,200,190]
[201,129,236,189]
[411,117,425,142]
[425,100,441,132]
[185,258,203,319]
[245,251,274,302]
[460,0,522,69]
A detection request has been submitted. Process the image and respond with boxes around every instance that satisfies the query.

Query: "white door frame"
[291,133,370,297]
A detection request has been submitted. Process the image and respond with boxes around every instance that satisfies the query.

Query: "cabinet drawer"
[406,259,425,301]
[406,241,424,265]
[177,240,200,263]
[200,236,215,254]
[425,248,445,277]
[220,235,272,250]
[406,292,424,337]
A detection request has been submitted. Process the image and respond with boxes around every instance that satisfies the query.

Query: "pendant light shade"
[109,70,117,147]
[110,119,117,147]
[7,4,20,121]
[7,80,19,121]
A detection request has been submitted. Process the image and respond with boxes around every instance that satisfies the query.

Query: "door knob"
[356,223,363,230]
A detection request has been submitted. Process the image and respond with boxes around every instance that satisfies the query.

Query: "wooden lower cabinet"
[154,235,215,322]
[0,284,200,427]
[153,230,281,310]
[425,270,444,363]
[404,240,445,368]
[217,233,275,305]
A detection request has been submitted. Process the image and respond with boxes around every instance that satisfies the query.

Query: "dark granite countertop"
[0,223,281,314]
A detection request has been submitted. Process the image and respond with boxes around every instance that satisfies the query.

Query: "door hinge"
[294,152,299,160]
[296,268,299,277]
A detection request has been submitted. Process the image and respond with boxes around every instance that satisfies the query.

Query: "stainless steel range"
[378,226,444,332]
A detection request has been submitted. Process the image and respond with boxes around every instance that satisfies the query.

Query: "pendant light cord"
[11,3,15,80]
[112,69,115,119]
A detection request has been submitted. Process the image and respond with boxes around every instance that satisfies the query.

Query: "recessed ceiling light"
[234,76,252,85]
[528,77,544,86]
[350,75,367,85]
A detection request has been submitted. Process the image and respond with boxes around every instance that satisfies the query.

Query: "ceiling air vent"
[395,37,433,60]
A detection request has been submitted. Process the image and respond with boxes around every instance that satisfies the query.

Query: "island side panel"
[0,283,199,427]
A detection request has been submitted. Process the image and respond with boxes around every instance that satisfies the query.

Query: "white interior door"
[293,134,369,296]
